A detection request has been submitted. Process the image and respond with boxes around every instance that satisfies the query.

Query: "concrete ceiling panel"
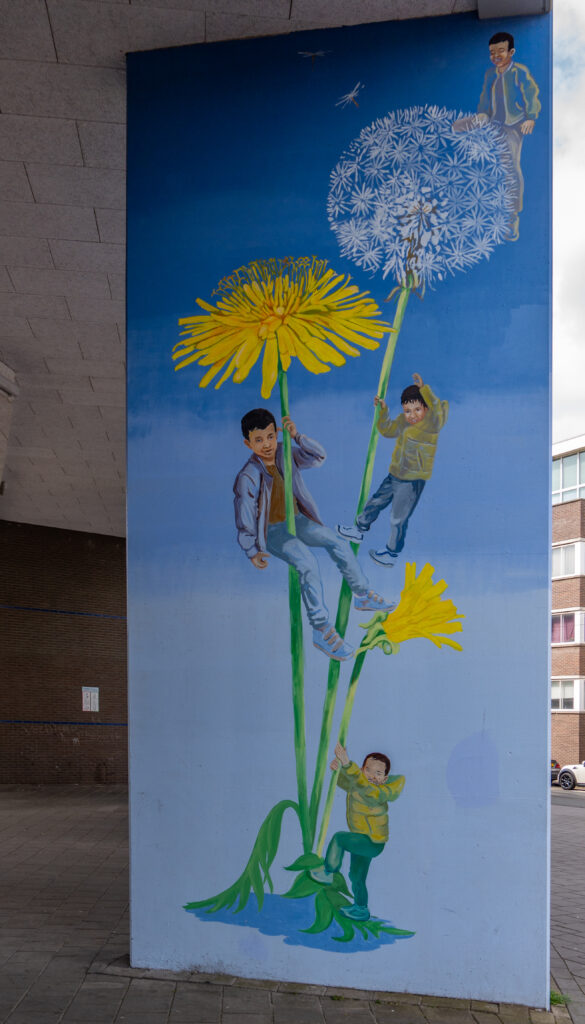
[0,62,125,121]
[0,200,100,242]
[0,0,57,62]
[47,0,206,69]
[95,208,125,244]
[77,123,126,171]
[0,162,35,203]
[0,237,54,270]
[0,115,83,166]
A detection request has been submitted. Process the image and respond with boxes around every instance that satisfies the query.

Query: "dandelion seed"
[336,82,364,109]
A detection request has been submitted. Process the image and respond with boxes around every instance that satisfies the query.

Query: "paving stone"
[472,1013,504,1024]
[169,983,222,1021]
[471,1003,500,1014]
[374,994,423,1005]
[273,990,325,1023]
[223,985,272,1013]
[327,988,378,1001]
[371,1003,426,1023]
[499,1008,531,1023]
[322,998,375,1021]
[222,1016,273,1024]
[279,982,326,994]
[117,977,176,1013]
[423,1009,476,1024]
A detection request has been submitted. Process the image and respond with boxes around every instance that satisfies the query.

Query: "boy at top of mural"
[338,373,448,567]
[234,408,395,661]
[453,31,540,242]
[310,742,405,921]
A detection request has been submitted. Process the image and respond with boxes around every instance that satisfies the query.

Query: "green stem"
[278,365,311,855]
[316,653,366,857]
[309,285,412,847]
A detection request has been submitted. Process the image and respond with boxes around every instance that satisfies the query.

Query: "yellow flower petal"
[176,257,390,392]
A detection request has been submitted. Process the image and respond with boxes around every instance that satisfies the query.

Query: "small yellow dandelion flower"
[174,256,392,399]
[358,562,464,656]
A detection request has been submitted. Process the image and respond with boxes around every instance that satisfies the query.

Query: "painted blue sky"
[127,12,550,412]
[127,12,550,571]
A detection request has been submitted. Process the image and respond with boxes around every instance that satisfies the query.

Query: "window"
[553,452,585,504]
[552,543,576,577]
[552,613,575,643]
[551,680,575,710]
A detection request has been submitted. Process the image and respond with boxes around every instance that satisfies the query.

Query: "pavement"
[0,785,581,1024]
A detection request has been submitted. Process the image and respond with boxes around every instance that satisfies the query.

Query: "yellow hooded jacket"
[377,383,448,482]
[336,762,405,843]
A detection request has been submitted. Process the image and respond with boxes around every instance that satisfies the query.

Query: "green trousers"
[324,831,385,908]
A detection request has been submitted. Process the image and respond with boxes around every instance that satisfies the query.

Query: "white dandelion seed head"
[328,105,517,288]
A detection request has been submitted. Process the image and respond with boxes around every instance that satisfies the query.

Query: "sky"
[553,0,585,443]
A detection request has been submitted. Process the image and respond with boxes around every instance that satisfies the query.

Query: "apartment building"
[551,435,585,764]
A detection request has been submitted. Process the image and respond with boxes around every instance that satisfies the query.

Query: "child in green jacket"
[310,743,404,921]
[338,373,448,567]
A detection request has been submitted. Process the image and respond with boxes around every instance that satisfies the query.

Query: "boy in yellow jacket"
[310,743,405,921]
[338,372,448,567]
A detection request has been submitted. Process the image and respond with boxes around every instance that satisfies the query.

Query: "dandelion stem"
[309,285,411,848]
[278,365,311,855]
[316,652,365,857]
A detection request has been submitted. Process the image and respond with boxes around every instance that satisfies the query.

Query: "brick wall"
[552,577,585,609]
[551,712,585,765]
[0,520,127,783]
[552,499,585,543]
[551,646,585,676]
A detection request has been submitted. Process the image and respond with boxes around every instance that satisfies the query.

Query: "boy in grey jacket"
[234,408,394,661]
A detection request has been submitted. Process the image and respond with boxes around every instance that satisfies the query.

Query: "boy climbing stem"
[234,409,395,661]
[310,743,405,921]
[338,373,448,567]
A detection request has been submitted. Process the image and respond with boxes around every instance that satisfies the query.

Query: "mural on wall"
[127,11,550,999]
[175,254,464,941]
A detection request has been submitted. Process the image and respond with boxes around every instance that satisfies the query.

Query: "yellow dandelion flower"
[174,256,392,399]
[358,562,464,655]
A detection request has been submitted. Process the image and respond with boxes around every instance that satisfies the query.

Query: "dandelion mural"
[127,11,550,987]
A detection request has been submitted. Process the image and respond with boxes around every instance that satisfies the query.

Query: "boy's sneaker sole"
[369,548,398,568]
[337,523,364,542]
[312,625,354,661]
[354,594,397,613]
[340,904,370,921]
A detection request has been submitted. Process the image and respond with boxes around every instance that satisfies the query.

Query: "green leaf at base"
[184,799,300,914]
[285,852,323,871]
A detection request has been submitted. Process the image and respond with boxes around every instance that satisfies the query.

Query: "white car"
[558,762,585,790]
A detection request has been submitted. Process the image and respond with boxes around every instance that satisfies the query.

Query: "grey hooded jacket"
[233,434,325,559]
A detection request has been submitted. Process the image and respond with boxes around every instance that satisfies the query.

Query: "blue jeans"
[356,473,425,555]
[494,123,524,216]
[266,515,369,629]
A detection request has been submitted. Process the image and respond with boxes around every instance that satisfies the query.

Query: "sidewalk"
[0,785,577,1024]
